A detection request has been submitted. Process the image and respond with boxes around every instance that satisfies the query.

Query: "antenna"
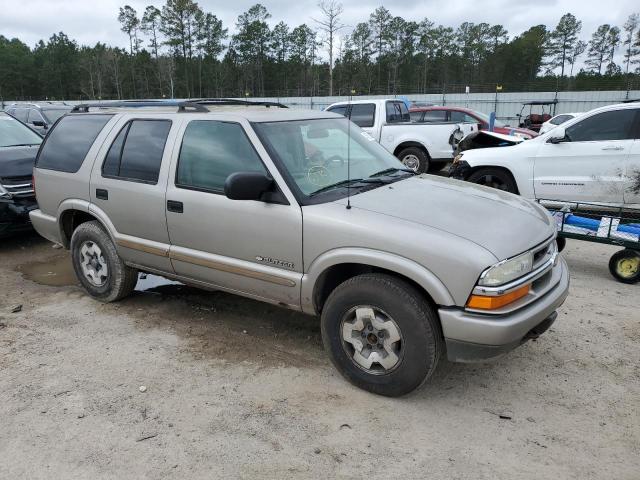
[346,92,352,210]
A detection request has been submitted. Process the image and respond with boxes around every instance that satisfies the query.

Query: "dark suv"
[5,102,72,136]
[0,112,42,236]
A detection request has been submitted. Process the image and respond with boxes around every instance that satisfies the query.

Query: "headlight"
[478,251,533,287]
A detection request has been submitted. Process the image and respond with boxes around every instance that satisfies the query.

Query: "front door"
[165,119,303,308]
[533,108,637,205]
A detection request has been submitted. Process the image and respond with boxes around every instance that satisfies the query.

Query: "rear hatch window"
[36,114,113,173]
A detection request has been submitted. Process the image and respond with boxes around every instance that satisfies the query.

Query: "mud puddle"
[17,254,183,293]
[16,254,77,287]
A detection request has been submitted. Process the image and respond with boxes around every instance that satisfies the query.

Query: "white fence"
[246,90,640,121]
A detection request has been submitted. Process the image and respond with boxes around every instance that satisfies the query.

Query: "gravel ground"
[0,232,638,479]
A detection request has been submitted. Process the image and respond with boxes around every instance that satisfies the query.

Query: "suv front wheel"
[70,221,138,302]
[321,274,443,397]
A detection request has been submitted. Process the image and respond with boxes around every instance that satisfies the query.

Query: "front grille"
[1,175,34,197]
[531,236,556,271]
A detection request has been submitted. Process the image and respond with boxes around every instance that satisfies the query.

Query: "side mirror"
[547,126,567,144]
[32,120,46,128]
[224,171,275,201]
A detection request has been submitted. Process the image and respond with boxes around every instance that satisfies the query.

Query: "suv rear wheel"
[70,221,138,302]
[321,274,442,397]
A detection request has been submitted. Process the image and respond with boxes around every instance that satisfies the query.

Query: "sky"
[0,0,638,64]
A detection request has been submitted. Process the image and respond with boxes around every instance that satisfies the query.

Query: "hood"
[342,175,553,260]
[0,145,39,178]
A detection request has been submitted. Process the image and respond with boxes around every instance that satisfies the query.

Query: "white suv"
[451,102,640,207]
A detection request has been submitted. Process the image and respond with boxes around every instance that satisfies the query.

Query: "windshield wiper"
[309,178,385,196]
[3,143,40,147]
[369,167,416,178]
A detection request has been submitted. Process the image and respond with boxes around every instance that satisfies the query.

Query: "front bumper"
[439,256,569,362]
[0,197,38,237]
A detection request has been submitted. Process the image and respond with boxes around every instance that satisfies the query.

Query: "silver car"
[30,100,569,396]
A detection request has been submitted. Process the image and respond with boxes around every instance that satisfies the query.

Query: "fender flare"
[300,247,456,315]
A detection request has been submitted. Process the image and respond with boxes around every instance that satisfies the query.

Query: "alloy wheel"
[79,241,109,286]
[340,306,403,374]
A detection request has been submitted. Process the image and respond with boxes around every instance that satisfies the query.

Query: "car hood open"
[342,175,554,260]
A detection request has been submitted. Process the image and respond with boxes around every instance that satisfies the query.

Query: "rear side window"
[422,110,447,122]
[409,111,424,122]
[349,104,376,128]
[102,119,172,183]
[385,102,410,123]
[37,115,113,173]
[176,120,267,193]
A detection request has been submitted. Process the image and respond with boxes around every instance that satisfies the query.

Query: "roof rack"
[71,98,288,113]
[189,98,288,109]
[71,100,208,113]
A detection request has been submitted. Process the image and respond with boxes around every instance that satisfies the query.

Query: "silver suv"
[30,99,569,396]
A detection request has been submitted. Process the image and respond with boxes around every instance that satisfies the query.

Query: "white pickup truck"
[450,102,640,208]
[326,99,477,173]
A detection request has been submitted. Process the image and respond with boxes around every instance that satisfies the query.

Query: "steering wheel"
[307,165,331,186]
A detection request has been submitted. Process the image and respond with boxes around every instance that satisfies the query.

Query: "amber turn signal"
[466,284,530,310]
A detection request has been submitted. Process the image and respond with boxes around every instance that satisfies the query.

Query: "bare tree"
[313,0,345,96]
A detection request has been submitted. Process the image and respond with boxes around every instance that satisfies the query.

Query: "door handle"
[96,188,108,200]
[601,146,624,151]
[167,200,183,213]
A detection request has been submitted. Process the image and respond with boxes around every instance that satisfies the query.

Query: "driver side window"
[176,121,267,193]
[565,109,637,142]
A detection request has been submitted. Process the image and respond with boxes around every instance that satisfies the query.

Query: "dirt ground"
[0,231,638,480]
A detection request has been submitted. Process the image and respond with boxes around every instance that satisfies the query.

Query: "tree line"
[1,1,640,101]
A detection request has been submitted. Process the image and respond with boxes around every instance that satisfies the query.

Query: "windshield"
[43,108,71,123]
[0,113,42,147]
[472,110,505,128]
[254,118,408,199]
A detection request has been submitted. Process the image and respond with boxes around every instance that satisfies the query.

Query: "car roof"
[550,112,581,118]
[409,106,472,113]
[328,98,402,107]
[67,106,341,123]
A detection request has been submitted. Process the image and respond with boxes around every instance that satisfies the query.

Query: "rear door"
[623,109,640,206]
[533,108,636,205]
[90,116,178,272]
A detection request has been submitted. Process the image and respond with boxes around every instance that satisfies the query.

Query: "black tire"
[70,221,138,302]
[467,167,518,194]
[608,249,640,284]
[396,147,429,174]
[321,273,443,397]
[556,236,567,253]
